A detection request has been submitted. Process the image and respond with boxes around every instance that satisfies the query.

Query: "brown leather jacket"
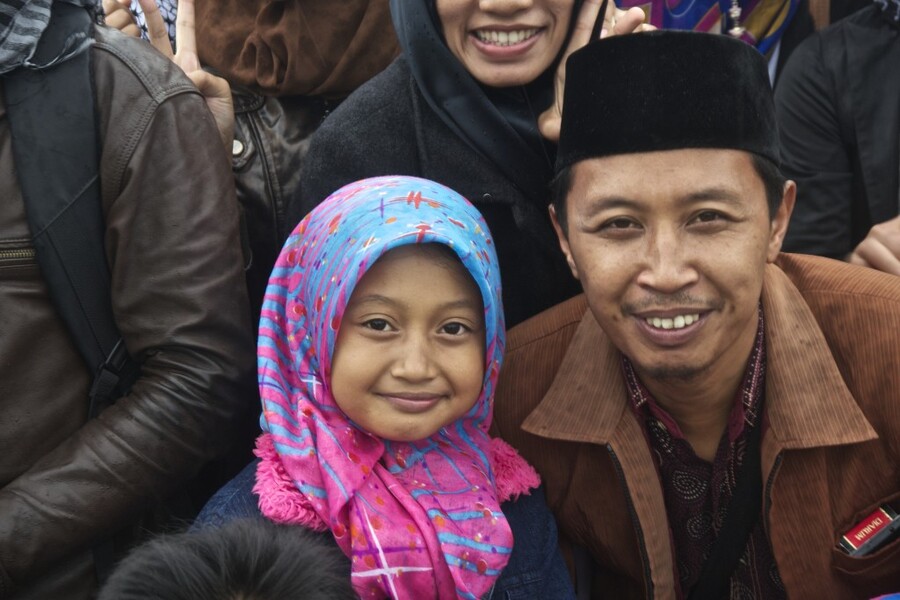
[493,254,900,598]
[0,26,255,598]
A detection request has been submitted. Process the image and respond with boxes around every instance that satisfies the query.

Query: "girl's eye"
[362,318,392,332]
[440,322,470,336]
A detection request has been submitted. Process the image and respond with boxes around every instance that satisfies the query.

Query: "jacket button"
[482,193,492,202]
[232,139,245,157]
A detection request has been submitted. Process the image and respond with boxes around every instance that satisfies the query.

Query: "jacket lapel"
[522,311,676,598]
[760,263,877,455]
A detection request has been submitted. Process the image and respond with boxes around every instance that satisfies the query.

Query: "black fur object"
[98,519,356,600]
[556,30,781,170]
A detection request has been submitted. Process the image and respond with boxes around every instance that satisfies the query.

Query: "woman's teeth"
[474,29,539,46]
[645,314,701,330]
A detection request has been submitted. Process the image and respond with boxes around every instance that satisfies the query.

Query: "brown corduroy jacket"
[492,253,900,599]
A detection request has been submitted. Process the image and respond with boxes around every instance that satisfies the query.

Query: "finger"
[188,70,232,108]
[175,0,197,58]
[180,50,201,74]
[538,110,561,143]
[611,7,647,36]
[853,239,900,276]
[568,0,605,53]
[103,8,131,30]
[137,0,173,58]
[187,70,235,149]
[121,23,141,38]
[867,216,900,256]
[101,0,125,17]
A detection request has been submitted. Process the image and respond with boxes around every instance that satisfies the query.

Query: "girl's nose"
[390,336,437,382]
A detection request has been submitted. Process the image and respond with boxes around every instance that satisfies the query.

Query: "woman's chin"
[466,61,549,88]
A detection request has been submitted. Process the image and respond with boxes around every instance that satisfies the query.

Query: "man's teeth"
[474,29,539,46]
[645,314,701,330]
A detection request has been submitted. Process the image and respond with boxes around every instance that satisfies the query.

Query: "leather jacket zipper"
[607,444,655,598]
[0,247,36,264]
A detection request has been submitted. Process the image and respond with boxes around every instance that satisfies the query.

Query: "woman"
[289,0,645,327]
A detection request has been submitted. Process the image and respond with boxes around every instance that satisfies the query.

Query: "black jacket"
[291,57,581,327]
[775,5,900,258]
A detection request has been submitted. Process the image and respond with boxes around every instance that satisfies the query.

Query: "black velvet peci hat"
[556,30,780,172]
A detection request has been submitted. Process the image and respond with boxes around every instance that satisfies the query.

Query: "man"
[492,30,900,598]
[0,1,254,597]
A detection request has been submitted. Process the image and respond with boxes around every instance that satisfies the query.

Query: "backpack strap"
[5,1,137,417]
[686,419,764,600]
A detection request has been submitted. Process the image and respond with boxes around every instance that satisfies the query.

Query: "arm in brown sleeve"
[0,33,255,590]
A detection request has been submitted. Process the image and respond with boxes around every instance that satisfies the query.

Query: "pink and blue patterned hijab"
[258,176,508,599]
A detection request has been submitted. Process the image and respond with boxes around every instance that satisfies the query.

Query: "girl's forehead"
[341,246,478,321]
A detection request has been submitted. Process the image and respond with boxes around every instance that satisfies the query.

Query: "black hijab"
[389,0,583,211]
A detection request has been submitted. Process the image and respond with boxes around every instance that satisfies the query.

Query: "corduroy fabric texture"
[491,254,900,598]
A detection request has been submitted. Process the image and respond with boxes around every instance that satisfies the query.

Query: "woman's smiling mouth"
[473,28,540,46]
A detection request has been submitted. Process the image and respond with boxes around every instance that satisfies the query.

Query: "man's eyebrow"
[579,196,642,220]
[679,187,744,205]
[579,187,745,218]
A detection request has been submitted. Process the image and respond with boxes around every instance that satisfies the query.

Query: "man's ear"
[767,180,796,263]
[549,205,580,280]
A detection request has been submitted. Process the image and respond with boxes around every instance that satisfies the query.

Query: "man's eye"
[363,319,391,331]
[695,211,724,223]
[606,218,636,229]
[441,322,470,336]
[598,217,640,233]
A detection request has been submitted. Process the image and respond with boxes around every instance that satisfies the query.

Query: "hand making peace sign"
[539,0,653,142]
[137,0,235,150]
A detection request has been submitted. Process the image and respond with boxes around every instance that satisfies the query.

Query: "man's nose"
[634,229,700,293]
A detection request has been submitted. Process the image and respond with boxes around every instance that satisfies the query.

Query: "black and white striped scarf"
[0,0,94,74]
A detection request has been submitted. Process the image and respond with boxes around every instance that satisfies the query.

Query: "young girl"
[198,175,574,600]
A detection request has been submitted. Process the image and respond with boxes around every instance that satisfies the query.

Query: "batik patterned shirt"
[623,306,786,599]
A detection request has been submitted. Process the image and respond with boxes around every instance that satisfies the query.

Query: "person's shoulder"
[825,3,885,33]
[315,56,414,137]
[794,4,884,56]
[776,253,900,309]
[90,24,197,101]
[506,294,590,356]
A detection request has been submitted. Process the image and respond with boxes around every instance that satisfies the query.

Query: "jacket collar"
[522,263,877,448]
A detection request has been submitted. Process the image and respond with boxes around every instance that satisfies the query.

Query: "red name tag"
[839,505,900,555]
